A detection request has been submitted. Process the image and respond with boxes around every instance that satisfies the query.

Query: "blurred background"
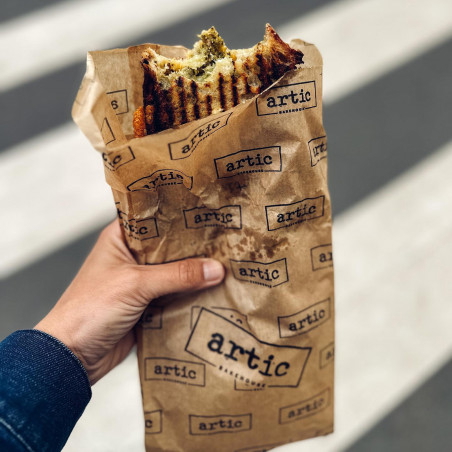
[1,0,451,450]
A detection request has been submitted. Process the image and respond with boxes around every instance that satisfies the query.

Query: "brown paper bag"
[72,36,334,452]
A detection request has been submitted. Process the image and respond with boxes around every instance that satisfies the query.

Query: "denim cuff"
[0,330,92,451]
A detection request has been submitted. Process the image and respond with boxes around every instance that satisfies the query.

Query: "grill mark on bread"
[206,95,212,115]
[270,57,280,80]
[177,76,187,124]
[231,60,239,106]
[244,74,251,95]
[154,91,164,132]
[232,74,239,106]
[256,51,270,87]
[190,80,200,119]
[272,51,286,79]
[164,90,175,129]
[221,75,232,110]
[142,68,157,135]
[143,67,174,133]
[218,73,226,111]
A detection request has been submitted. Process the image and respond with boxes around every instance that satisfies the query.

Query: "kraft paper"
[72,36,334,452]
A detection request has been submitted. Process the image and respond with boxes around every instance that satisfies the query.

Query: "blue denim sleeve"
[0,330,92,452]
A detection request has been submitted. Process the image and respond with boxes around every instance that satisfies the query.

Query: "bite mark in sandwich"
[133,24,304,137]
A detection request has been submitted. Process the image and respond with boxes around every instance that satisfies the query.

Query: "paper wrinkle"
[72,37,334,452]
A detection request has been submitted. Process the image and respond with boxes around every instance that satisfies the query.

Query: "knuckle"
[178,259,200,286]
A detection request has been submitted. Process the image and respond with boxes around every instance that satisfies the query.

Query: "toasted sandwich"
[133,24,303,137]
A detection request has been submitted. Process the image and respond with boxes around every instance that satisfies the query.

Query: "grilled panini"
[133,24,303,137]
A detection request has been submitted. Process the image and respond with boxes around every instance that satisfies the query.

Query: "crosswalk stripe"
[0,124,113,279]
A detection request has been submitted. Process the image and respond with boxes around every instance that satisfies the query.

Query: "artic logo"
[183,205,242,229]
[265,195,325,231]
[117,208,159,241]
[214,146,282,179]
[279,388,331,424]
[308,136,327,166]
[145,357,205,387]
[185,309,311,388]
[278,298,331,338]
[256,81,317,116]
[230,258,288,288]
[168,112,232,160]
[320,342,334,368]
[141,306,164,329]
[189,413,252,435]
[102,146,135,171]
[144,410,162,434]
[310,244,333,271]
[127,169,193,191]
[106,89,129,115]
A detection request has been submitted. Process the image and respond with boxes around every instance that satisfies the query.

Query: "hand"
[34,220,225,385]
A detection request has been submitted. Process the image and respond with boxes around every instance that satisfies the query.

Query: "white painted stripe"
[279,0,452,104]
[277,141,452,451]
[0,0,235,93]
[63,142,452,451]
[0,123,114,278]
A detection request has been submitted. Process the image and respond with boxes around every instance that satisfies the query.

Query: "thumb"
[136,258,225,300]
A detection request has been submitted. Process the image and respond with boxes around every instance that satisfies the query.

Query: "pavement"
[1,0,451,451]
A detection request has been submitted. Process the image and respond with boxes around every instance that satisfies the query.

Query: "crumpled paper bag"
[72,36,334,452]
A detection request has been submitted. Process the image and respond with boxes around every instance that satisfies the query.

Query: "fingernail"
[203,260,224,282]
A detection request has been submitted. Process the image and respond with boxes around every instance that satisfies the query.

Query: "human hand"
[34,220,225,385]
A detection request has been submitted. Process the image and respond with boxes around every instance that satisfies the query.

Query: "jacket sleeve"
[0,330,92,452]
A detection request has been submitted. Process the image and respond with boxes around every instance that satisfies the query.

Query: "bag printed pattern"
[73,39,334,452]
